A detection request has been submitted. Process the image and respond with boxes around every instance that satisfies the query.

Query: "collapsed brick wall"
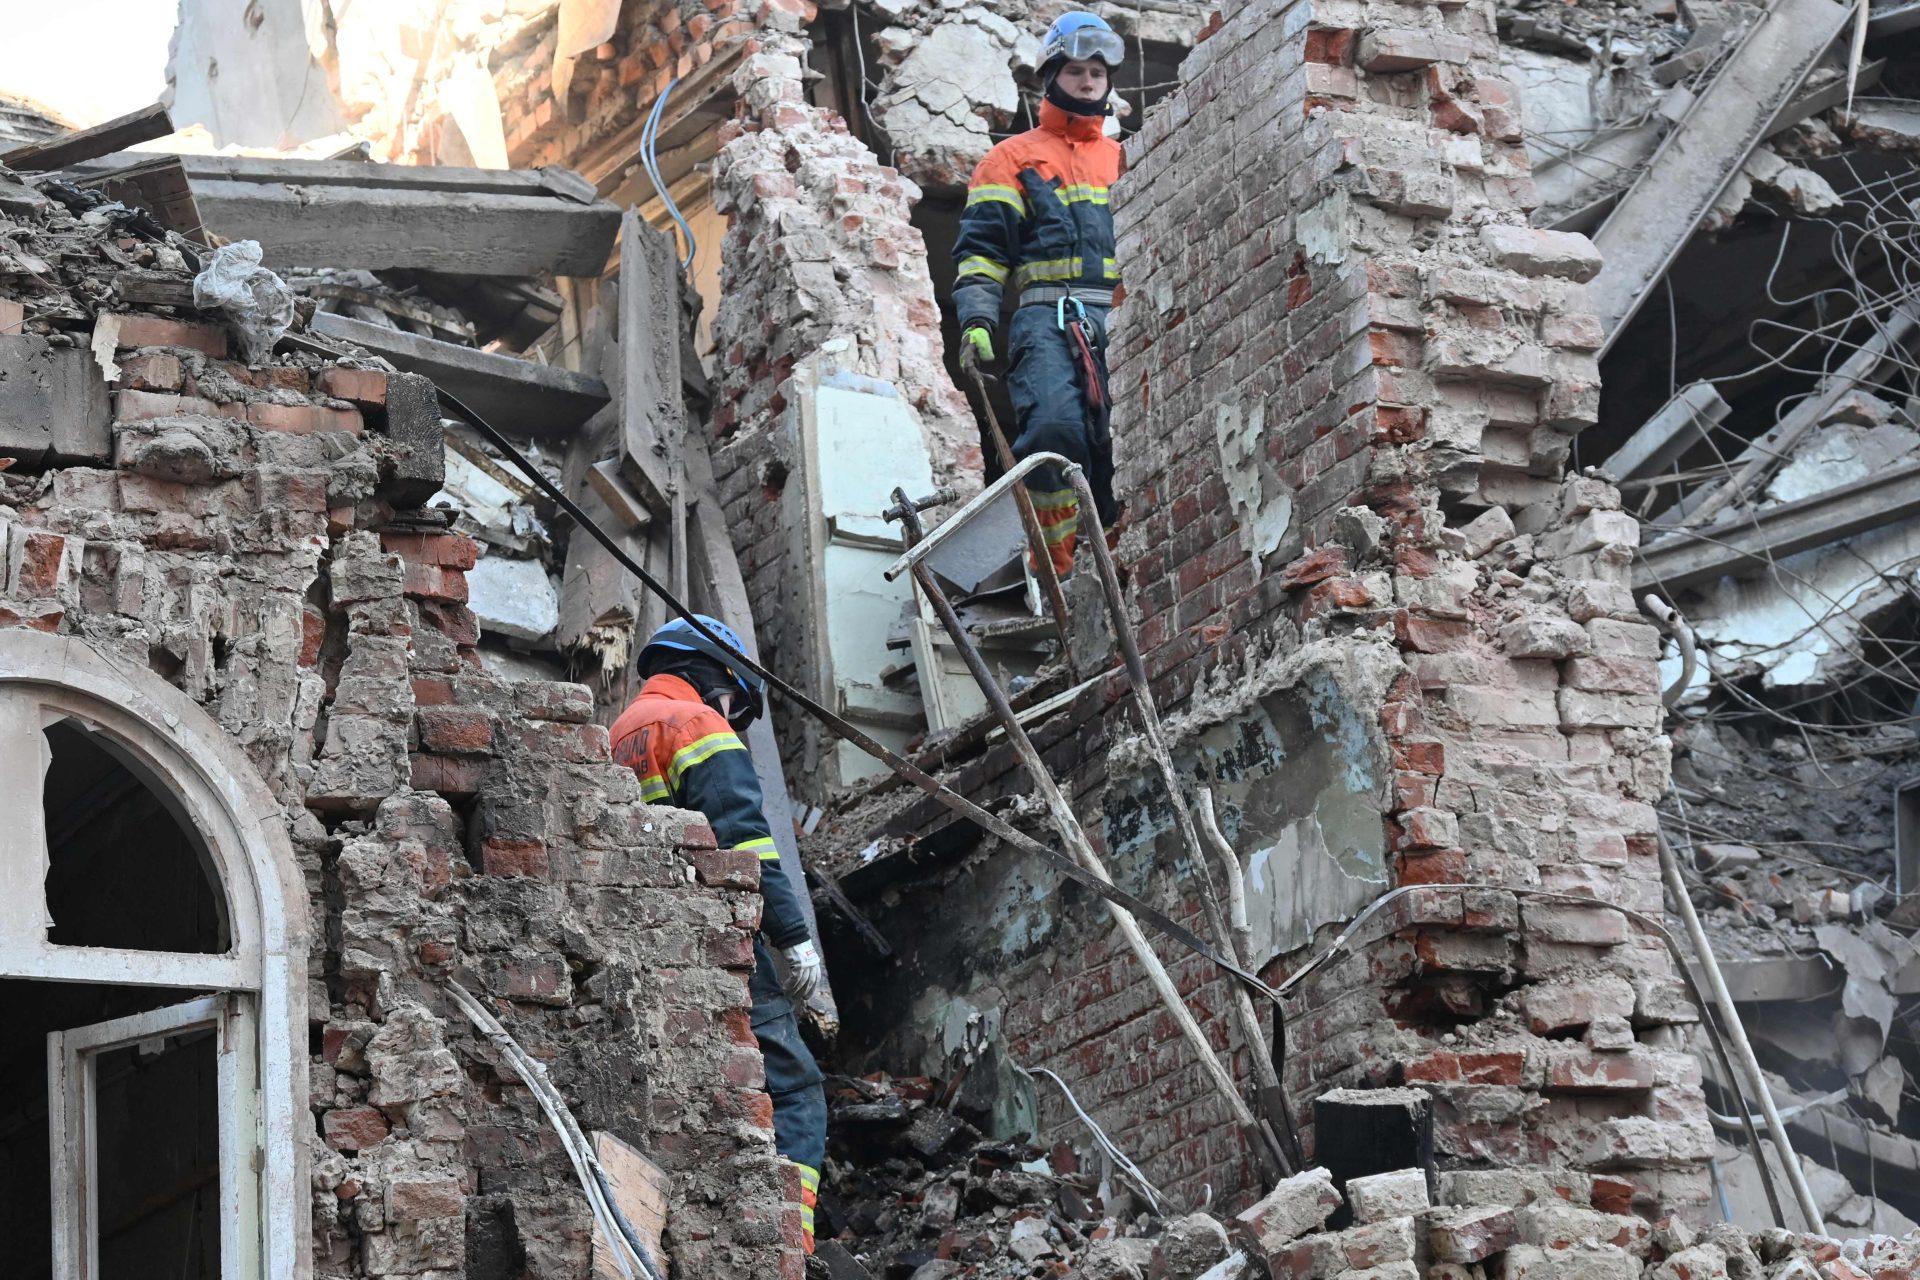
[830,0,1708,1222]
[704,17,978,778]
[0,301,796,1276]
[1092,0,1701,1213]
[495,0,760,169]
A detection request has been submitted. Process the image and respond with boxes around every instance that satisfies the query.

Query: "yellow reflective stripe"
[1102,257,1120,280]
[638,774,670,802]
[1030,489,1080,543]
[1013,257,1084,288]
[1059,184,1111,204]
[795,1163,821,1191]
[966,184,1026,212]
[740,836,779,861]
[667,731,746,786]
[957,255,1010,283]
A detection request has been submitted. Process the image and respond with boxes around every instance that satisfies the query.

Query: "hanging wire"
[641,79,697,270]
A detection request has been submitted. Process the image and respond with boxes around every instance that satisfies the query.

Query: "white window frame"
[48,994,262,1279]
[0,631,310,1280]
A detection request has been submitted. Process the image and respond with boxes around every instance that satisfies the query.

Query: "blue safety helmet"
[1040,12,1125,73]
[640,614,767,727]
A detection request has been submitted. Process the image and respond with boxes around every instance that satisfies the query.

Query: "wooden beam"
[311,312,609,439]
[1635,460,1920,593]
[1,103,172,172]
[617,210,681,516]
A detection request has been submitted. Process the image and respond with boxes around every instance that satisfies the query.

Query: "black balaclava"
[1044,64,1111,117]
[644,648,737,704]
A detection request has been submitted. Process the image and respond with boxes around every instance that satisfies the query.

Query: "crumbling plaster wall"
[827,0,1712,1220]
[703,17,980,798]
[0,290,796,1275]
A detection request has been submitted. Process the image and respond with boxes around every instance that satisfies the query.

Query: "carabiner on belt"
[1056,294,1088,333]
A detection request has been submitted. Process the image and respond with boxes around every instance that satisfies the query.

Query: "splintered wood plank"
[2,103,173,172]
[590,1131,669,1278]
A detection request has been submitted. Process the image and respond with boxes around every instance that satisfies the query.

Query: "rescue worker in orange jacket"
[952,12,1127,578]
[610,615,828,1253]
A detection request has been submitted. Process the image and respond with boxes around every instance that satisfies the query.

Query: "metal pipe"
[1657,832,1827,1234]
[1063,464,1296,1169]
[1641,594,1698,709]
[895,489,1286,1180]
[883,452,1074,580]
[962,364,1077,675]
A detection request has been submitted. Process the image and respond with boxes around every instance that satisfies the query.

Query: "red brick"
[481,836,548,877]
[1274,546,1349,591]
[0,298,21,335]
[402,562,468,603]
[387,1177,463,1220]
[1390,738,1445,774]
[691,847,761,890]
[1544,1047,1655,1093]
[410,752,487,796]
[323,1105,389,1152]
[316,367,389,406]
[256,468,328,513]
[412,676,455,705]
[10,530,67,595]
[255,365,311,393]
[247,401,364,435]
[0,603,65,632]
[114,389,243,422]
[1305,27,1354,64]
[417,706,494,754]
[110,314,229,357]
[117,352,183,391]
[299,607,327,667]
[416,600,480,645]
[381,531,480,571]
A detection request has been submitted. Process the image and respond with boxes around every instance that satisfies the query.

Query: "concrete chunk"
[1356,27,1474,71]
[0,335,111,466]
[1426,1205,1516,1263]
[1235,1168,1345,1262]
[1479,226,1604,283]
[1504,1243,1642,1280]
[1347,1170,1431,1224]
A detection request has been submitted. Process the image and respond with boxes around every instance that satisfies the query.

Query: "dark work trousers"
[750,933,827,1177]
[1005,300,1118,527]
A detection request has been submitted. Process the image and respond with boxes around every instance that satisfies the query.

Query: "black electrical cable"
[440,385,1308,1164]
[439,388,1288,981]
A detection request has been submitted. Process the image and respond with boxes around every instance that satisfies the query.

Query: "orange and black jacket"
[609,673,810,949]
[952,97,1124,333]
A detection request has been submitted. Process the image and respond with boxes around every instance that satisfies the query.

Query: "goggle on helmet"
[1041,13,1126,70]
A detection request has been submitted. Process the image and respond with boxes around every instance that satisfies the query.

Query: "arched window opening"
[0,633,310,1280]
[42,718,230,955]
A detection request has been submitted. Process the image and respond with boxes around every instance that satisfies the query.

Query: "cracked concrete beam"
[1589,0,1852,349]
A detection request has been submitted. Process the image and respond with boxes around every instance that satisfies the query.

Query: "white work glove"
[780,939,824,1003]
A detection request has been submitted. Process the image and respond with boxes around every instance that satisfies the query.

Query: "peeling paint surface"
[1104,667,1389,966]
[1215,400,1293,574]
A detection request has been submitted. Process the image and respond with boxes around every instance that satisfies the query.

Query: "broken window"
[0,633,308,1279]
[42,717,230,954]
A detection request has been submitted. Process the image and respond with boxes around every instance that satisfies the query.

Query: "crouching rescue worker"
[952,11,1127,578]
[610,615,828,1253]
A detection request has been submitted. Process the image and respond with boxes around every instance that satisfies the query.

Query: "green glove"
[961,325,995,368]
